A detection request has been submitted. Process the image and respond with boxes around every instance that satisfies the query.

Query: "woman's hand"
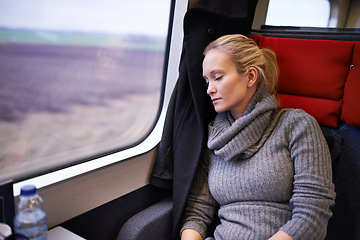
[181,229,203,240]
[268,230,293,240]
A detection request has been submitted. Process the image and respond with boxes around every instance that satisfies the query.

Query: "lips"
[211,98,221,104]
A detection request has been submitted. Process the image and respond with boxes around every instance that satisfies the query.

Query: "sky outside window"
[0,0,169,36]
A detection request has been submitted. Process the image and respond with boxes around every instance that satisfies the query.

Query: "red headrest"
[251,35,355,127]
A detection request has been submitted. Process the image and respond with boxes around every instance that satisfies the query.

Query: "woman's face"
[203,48,256,119]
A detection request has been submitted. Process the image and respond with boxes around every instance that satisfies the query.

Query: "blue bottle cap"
[20,185,37,196]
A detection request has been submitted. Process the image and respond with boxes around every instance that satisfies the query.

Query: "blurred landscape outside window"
[0,0,171,182]
[265,0,331,27]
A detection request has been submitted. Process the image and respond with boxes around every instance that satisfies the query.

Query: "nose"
[206,82,216,95]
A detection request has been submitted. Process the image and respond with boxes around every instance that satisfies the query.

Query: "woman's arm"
[181,149,218,239]
[279,110,336,239]
[181,229,203,240]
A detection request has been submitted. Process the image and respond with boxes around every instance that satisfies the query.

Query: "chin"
[214,107,226,114]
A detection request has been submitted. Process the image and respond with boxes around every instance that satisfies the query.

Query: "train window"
[0,0,172,183]
[265,0,331,27]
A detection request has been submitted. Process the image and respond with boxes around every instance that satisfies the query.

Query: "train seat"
[116,196,173,240]
[116,30,360,240]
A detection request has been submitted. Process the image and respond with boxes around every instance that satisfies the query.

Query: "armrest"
[116,196,173,240]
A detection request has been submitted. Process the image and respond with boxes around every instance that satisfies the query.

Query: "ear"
[247,67,258,87]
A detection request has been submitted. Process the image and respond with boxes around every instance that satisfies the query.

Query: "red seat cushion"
[341,42,360,127]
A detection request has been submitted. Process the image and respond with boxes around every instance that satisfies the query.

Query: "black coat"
[150,0,258,238]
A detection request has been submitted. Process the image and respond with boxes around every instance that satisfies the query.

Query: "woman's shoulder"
[279,108,317,122]
[278,108,321,133]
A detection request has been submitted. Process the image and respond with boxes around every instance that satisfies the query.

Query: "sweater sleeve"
[181,149,219,239]
[280,109,336,240]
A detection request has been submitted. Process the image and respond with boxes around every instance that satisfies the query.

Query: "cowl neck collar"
[207,87,278,161]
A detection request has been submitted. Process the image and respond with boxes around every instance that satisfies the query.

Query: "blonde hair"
[204,34,279,95]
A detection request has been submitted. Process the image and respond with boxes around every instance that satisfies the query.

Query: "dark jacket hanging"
[150,0,259,238]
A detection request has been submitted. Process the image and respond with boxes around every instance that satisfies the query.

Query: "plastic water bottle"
[14,185,47,240]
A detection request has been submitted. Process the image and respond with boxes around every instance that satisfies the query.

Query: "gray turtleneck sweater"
[181,88,336,240]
